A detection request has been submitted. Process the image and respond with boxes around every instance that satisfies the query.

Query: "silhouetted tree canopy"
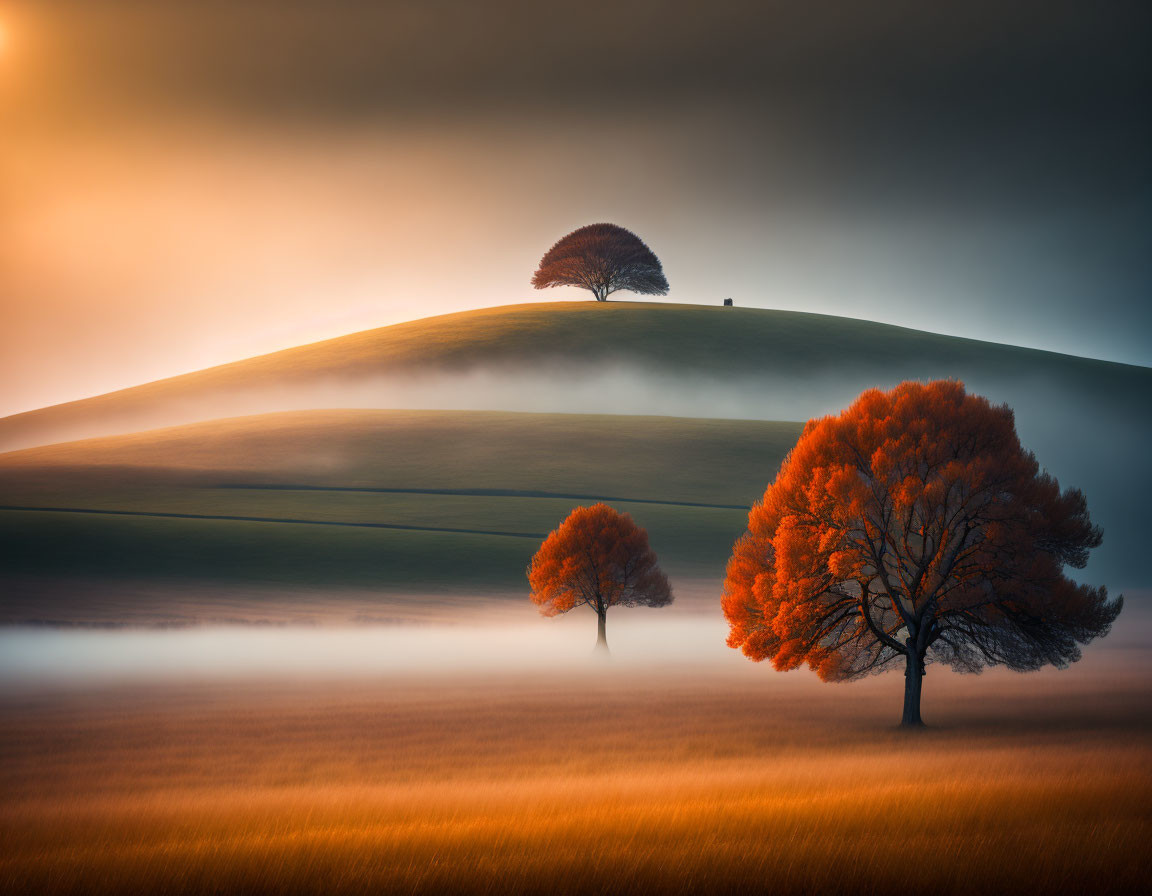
[528,503,672,651]
[723,380,1122,726]
[531,223,669,302]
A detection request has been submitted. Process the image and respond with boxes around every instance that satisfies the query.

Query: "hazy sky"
[2,1,1149,416]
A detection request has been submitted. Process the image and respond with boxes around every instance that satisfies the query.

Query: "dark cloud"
[22,2,1150,201]
[24,3,1150,119]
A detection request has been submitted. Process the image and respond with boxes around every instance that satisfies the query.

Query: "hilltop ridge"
[2,301,1148,452]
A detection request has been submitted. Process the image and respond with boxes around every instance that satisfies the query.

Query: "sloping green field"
[3,302,1146,452]
[2,302,1147,622]
[0,410,803,623]
[0,409,800,504]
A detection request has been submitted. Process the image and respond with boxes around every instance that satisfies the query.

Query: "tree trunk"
[901,652,925,727]
[594,611,609,654]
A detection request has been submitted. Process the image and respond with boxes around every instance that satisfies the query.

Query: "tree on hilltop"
[528,503,672,652]
[531,223,669,302]
[723,380,1121,727]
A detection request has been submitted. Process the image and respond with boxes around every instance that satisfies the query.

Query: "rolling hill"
[1,301,1147,623]
[2,302,1148,452]
[0,411,803,624]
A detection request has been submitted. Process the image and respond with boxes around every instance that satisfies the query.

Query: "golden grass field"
[2,651,1149,896]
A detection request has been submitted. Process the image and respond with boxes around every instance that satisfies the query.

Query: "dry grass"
[2,664,1149,895]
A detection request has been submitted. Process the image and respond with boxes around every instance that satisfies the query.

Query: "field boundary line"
[0,506,546,539]
[218,483,749,511]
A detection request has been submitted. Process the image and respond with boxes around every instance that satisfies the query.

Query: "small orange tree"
[723,380,1121,726]
[528,503,672,652]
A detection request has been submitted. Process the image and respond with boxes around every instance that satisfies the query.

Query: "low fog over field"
[2,303,1146,449]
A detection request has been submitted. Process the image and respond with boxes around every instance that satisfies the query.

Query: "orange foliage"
[528,503,672,621]
[723,381,1121,697]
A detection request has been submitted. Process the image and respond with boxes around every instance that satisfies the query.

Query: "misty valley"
[4,3,1151,885]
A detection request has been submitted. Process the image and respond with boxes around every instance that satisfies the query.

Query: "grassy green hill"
[2,302,1147,452]
[1,301,1147,622]
[0,410,803,624]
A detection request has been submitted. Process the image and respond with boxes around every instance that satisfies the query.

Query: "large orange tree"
[723,381,1121,726]
[528,503,672,652]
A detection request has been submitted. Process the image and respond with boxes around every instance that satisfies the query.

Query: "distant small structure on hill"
[723,298,733,306]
